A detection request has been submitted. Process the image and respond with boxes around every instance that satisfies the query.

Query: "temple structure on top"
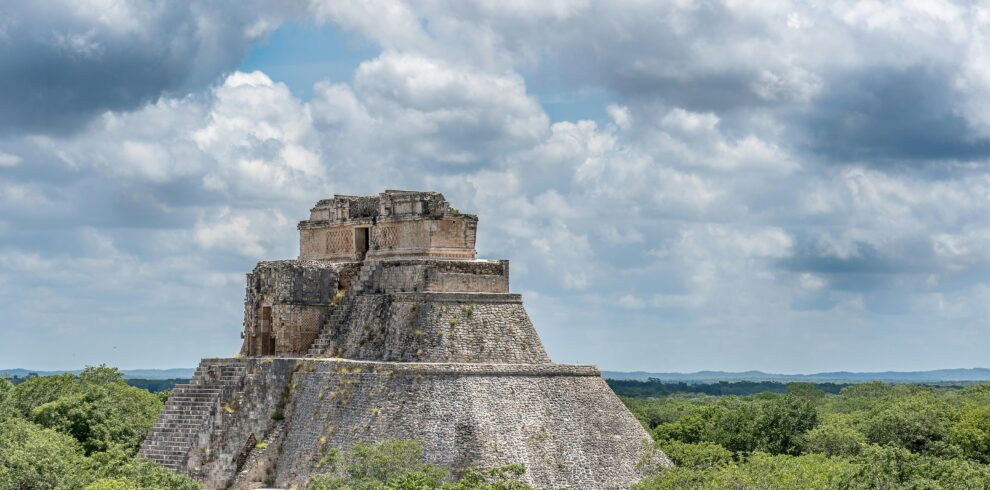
[141,190,666,490]
[298,191,478,261]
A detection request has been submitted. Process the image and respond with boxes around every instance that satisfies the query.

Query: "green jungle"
[2,366,989,489]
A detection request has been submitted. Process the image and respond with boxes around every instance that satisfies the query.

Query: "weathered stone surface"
[141,191,670,489]
[299,190,478,261]
[276,359,651,490]
[241,261,357,356]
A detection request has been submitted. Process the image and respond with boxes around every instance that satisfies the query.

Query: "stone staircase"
[139,360,247,472]
[307,260,380,357]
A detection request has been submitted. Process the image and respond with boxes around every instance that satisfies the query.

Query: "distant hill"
[6,367,989,383]
[602,368,990,383]
[0,367,195,379]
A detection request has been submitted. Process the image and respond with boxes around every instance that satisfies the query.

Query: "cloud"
[0,151,20,167]
[0,1,296,135]
[311,51,548,166]
[2,1,990,372]
[798,66,990,163]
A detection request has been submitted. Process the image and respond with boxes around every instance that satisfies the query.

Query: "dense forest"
[622,381,990,489]
[608,379,850,397]
[3,367,990,489]
[6,375,185,393]
[0,365,199,489]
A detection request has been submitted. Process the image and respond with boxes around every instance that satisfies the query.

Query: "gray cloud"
[2,1,990,372]
[797,66,990,164]
[0,1,295,135]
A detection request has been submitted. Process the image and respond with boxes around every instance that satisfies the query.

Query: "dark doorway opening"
[260,306,275,356]
[355,227,369,261]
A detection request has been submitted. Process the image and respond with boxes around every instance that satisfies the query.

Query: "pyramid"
[140,191,668,489]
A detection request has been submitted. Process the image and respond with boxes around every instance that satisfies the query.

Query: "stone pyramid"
[140,191,667,489]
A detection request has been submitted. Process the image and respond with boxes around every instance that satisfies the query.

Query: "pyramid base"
[144,358,663,489]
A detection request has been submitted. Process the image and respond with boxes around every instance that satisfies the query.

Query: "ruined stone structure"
[141,190,667,489]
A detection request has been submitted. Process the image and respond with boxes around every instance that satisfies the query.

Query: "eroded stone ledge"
[388,292,523,303]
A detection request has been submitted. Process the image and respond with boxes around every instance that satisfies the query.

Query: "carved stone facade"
[140,191,669,489]
[298,190,478,261]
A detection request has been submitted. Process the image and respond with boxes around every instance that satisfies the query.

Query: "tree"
[652,402,761,452]
[0,377,11,401]
[651,440,733,471]
[84,479,139,490]
[802,415,865,457]
[80,364,126,387]
[635,452,858,490]
[309,440,532,490]
[753,394,819,455]
[31,373,163,454]
[848,444,990,489]
[861,391,955,453]
[87,445,200,490]
[0,418,91,490]
[2,373,82,418]
[950,404,990,463]
[0,377,12,420]
[311,440,449,489]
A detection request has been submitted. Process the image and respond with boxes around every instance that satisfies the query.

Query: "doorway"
[355,227,369,261]
[260,306,275,356]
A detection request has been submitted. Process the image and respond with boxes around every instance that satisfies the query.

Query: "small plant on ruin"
[462,304,474,317]
[255,441,268,450]
[331,289,347,305]
[307,440,533,490]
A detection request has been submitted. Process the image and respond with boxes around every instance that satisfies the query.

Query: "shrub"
[753,394,819,455]
[950,404,990,463]
[87,445,200,490]
[861,391,955,453]
[635,452,857,490]
[84,478,139,490]
[803,415,865,457]
[309,440,532,490]
[652,440,733,471]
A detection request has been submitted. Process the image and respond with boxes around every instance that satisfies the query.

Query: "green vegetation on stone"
[309,440,532,490]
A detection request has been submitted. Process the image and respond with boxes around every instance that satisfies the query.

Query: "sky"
[1,1,989,373]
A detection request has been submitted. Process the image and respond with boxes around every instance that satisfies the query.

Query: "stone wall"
[316,293,550,364]
[187,358,296,489]
[297,191,478,261]
[299,219,478,261]
[272,358,656,489]
[371,259,509,294]
[143,358,662,490]
[241,261,358,356]
[271,304,325,354]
